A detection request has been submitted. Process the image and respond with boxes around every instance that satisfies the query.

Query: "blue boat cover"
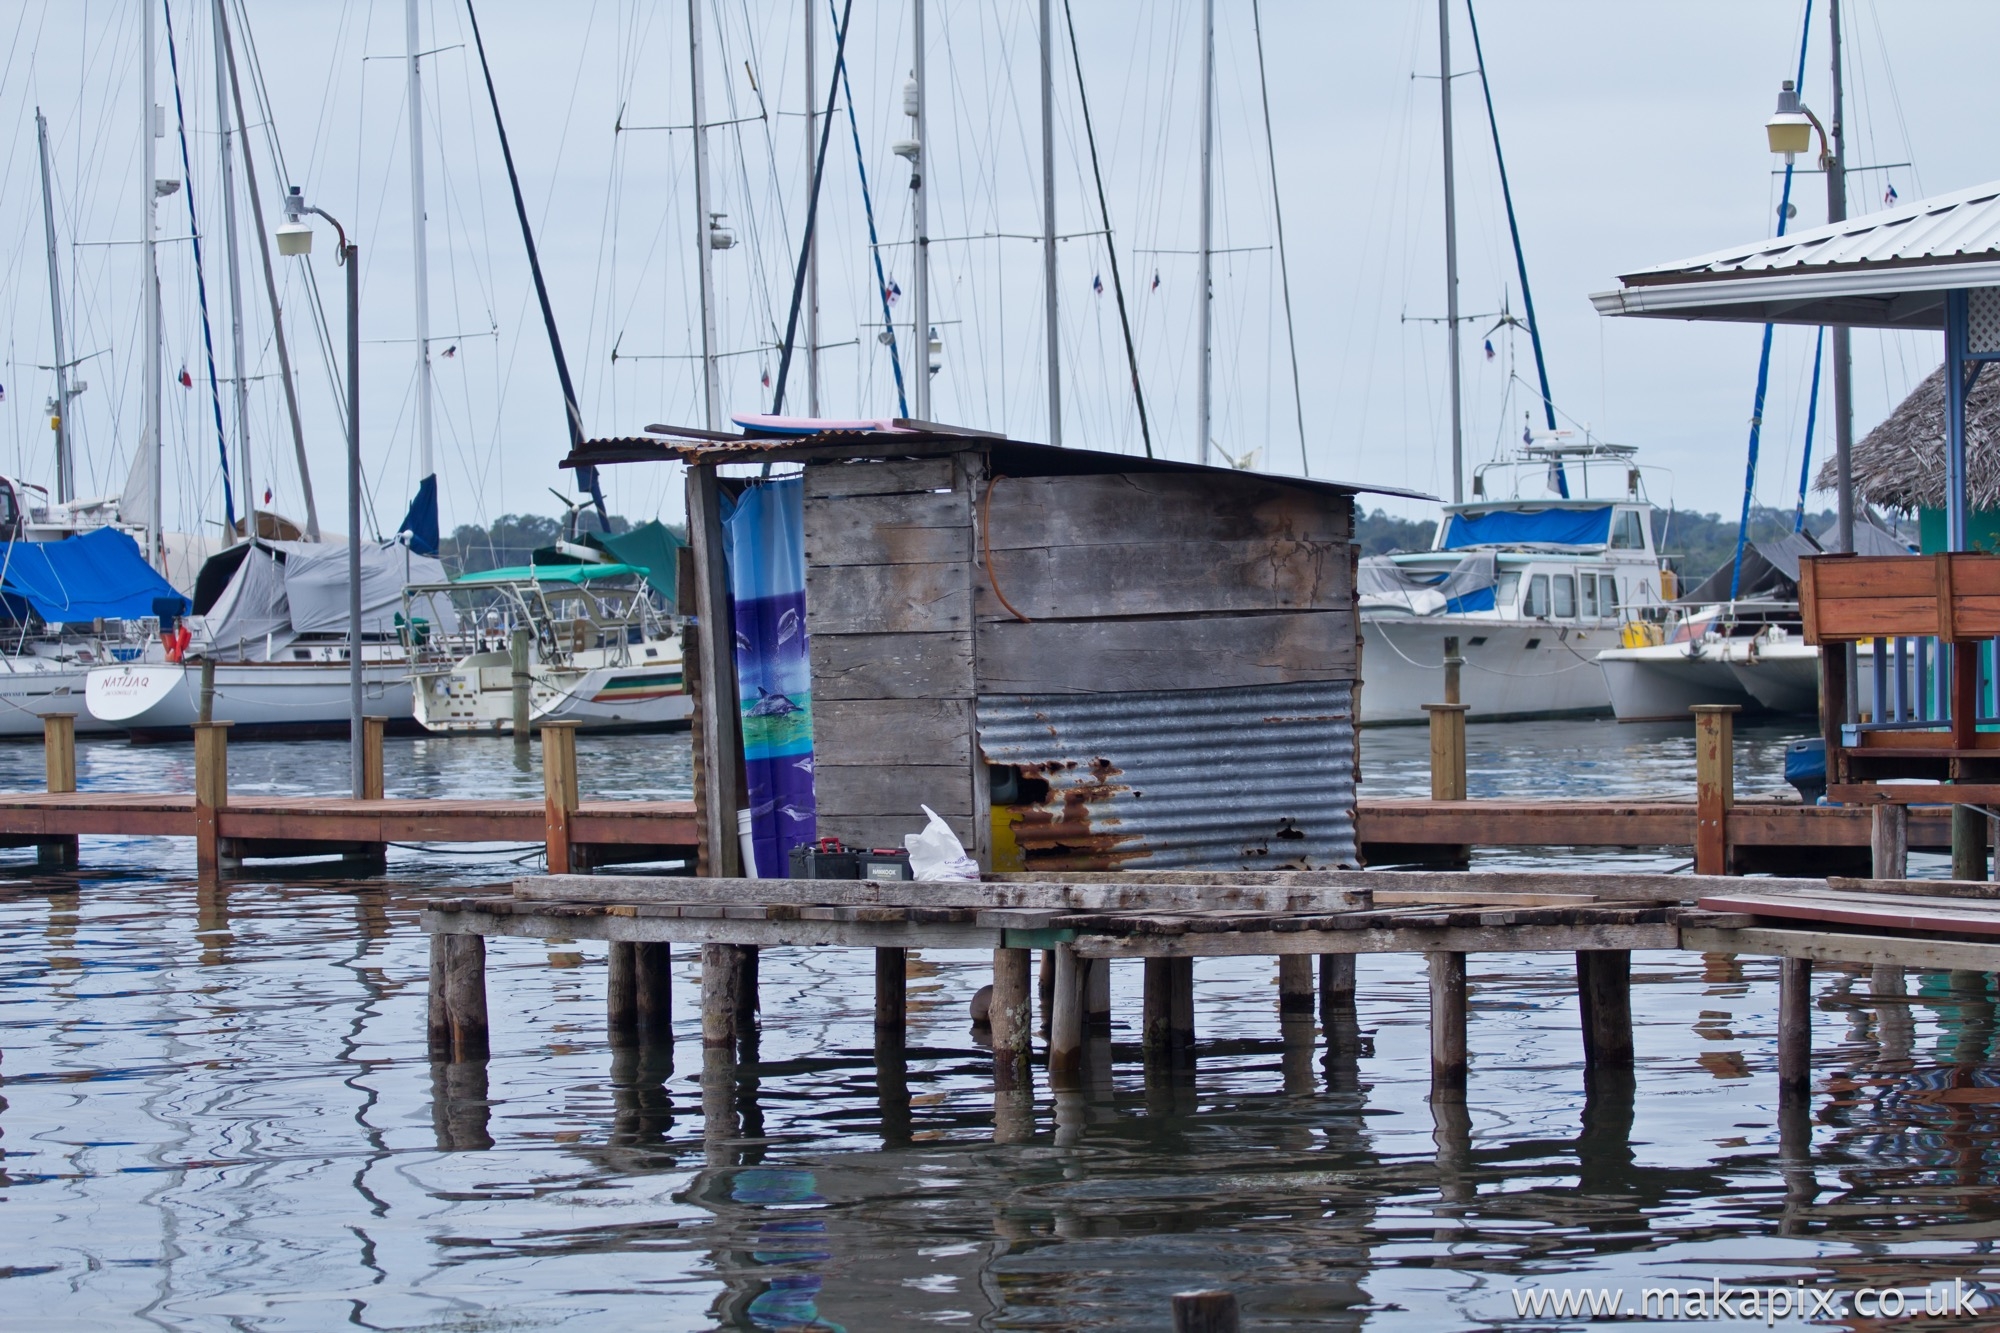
[0,527,188,625]
[1442,506,1612,549]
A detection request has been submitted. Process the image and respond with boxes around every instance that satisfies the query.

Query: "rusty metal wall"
[976,680,1357,871]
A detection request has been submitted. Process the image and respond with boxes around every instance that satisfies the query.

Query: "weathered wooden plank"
[1680,924,2000,971]
[807,561,970,635]
[517,874,1373,912]
[975,539,1351,622]
[1826,875,2000,900]
[813,698,972,767]
[982,472,1349,548]
[1071,922,1679,958]
[425,908,1000,951]
[1697,891,2000,938]
[805,488,970,567]
[815,763,974,818]
[810,631,973,701]
[975,610,1355,694]
[816,812,977,852]
[804,456,958,498]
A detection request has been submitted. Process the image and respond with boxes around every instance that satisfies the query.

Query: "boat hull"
[1725,640,1821,714]
[1596,642,1761,722]
[1361,618,1617,724]
[86,661,418,741]
[0,657,125,738]
[411,652,691,734]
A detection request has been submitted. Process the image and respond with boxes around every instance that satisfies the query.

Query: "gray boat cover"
[1358,552,1498,616]
[198,540,457,659]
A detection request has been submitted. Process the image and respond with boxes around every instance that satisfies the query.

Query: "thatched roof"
[1816,363,2000,510]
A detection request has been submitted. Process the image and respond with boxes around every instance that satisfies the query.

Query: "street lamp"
[278,185,366,800]
[1765,80,1831,170]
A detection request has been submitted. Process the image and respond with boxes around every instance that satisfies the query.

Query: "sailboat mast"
[689,0,722,429]
[35,111,73,504]
[144,0,164,564]
[1439,0,1463,504]
[212,2,253,534]
[407,0,435,485]
[1827,0,1853,553]
[1040,0,1059,447]
[1196,0,1214,466]
[910,0,930,421]
[804,0,820,417]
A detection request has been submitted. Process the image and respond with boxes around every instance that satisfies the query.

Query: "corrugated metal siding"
[976,680,1357,871]
[1623,183,2000,281]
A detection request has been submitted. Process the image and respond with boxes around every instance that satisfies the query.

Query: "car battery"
[790,838,860,880]
[856,848,913,881]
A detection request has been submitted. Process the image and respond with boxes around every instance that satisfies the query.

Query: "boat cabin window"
[1602,575,1620,618]
[1496,571,1521,611]
[1609,509,1647,550]
[0,484,19,538]
[1580,574,1600,618]
[1551,575,1576,618]
[1523,574,1550,618]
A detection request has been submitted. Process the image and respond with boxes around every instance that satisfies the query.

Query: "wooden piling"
[1953,804,1988,881]
[1428,950,1467,1102]
[1171,1290,1240,1333]
[1576,950,1634,1073]
[735,945,760,1044]
[1038,948,1055,1037]
[509,625,533,741]
[341,715,391,872]
[1442,634,1462,705]
[1277,954,1314,1015]
[427,933,489,1062]
[39,715,77,870]
[1320,953,1358,1058]
[875,947,907,1049]
[991,947,1032,1090]
[607,941,637,1043]
[197,655,216,723]
[700,942,743,1049]
[193,721,231,878]
[1083,955,1112,1033]
[1141,958,1195,1059]
[1692,704,1738,876]
[541,720,580,874]
[1168,956,1195,1053]
[1050,943,1084,1081]
[1778,955,1812,1101]
[1871,804,1908,880]
[636,942,673,1047]
[1423,703,1470,802]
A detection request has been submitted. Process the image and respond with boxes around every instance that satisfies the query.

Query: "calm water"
[4,722,1998,1328]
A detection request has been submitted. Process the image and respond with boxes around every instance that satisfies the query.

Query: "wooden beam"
[542,721,581,874]
[687,463,743,877]
[1680,924,2000,971]
[1693,705,1737,876]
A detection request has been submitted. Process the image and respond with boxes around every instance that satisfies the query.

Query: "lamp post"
[277,186,365,799]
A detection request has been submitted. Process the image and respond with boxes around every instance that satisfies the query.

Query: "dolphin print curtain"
[722,477,816,876]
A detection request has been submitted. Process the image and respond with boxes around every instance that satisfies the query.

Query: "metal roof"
[566,423,1433,502]
[1591,180,2000,328]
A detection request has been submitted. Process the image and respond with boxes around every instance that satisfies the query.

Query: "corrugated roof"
[565,424,1433,502]
[1591,180,2000,328]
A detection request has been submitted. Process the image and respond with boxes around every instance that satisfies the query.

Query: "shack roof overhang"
[1590,180,2000,329]
[565,421,1434,504]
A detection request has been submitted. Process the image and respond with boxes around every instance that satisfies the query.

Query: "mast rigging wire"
[1249,0,1307,476]
[770,0,853,415]
[463,0,606,526]
[1060,0,1152,458]
[163,0,237,534]
[828,0,908,418]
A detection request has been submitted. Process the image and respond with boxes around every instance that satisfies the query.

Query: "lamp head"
[1766,81,1812,158]
[276,187,312,256]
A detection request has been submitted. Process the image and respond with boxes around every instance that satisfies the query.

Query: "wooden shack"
[572,423,1397,876]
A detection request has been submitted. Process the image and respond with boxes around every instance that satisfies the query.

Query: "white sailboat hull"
[86,660,416,740]
[1725,640,1821,714]
[1361,617,1617,724]
[411,646,691,734]
[0,656,126,737]
[1596,642,1760,722]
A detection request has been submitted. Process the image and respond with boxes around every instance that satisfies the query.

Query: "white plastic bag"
[906,804,980,881]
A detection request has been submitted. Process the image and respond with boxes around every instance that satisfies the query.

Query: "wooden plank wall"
[973,472,1356,694]
[804,454,987,858]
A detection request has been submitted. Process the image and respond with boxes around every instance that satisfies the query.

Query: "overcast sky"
[0,1,1985,542]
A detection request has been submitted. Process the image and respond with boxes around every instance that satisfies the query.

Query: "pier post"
[636,942,674,1047]
[1084,956,1112,1034]
[876,947,907,1051]
[1427,951,1468,1102]
[509,625,532,743]
[426,932,490,1062]
[607,941,637,1044]
[541,720,580,873]
[1320,953,1360,1068]
[1953,804,1987,881]
[1277,954,1314,1016]
[1871,805,1908,880]
[343,716,390,873]
[700,942,744,1050]
[1143,956,1196,1063]
[1576,950,1634,1074]
[1692,704,1739,875]
[192,721,232,879]
[1777,956,1812,1102]
[1171,1290,1239,1333]
[991,947,1032,1090]
[39,715,77,870]
[1423,703,1469,801]
[1049,944,1084,1084]
[1038,949,1055,1037]
[735,947,760,1053]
